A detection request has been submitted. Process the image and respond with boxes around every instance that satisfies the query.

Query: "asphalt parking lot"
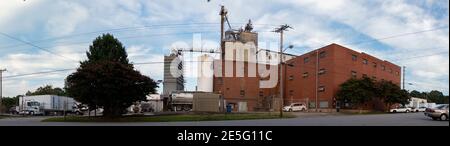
[0,112,447,126]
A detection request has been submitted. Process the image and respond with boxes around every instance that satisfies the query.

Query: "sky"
[0,0,448,97]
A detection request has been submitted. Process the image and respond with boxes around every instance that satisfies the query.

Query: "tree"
[336,77,376,112]
[376,80,410,111]
[1,96,20,112]
[427,90,445,104]
[65,34,157,118]
[409,90,422,98]
[25,85,66,96]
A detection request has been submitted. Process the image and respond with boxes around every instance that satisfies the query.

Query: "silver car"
[424,104,449,121]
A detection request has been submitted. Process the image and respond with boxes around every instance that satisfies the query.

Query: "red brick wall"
[214,43,401,111]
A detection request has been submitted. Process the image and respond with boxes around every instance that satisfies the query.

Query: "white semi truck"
[18,95,77,116]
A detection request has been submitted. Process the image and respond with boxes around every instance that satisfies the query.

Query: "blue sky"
[0,0,448,97]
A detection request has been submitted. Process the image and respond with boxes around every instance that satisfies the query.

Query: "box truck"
[18,95,77,116]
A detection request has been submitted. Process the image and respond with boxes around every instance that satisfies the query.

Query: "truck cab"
[19,100,43,115]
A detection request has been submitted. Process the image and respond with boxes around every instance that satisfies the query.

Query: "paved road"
[0,112,448,126]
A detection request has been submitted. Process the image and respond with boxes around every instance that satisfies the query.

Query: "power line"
[0,32,78,62]
[3,69,76,79]
[0,22,276,49]
[5,31,220,53]
[288,26,449,54]
[391,51,449,62]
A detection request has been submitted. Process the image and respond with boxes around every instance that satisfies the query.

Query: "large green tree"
[409,90,422,98]
[25,85,66,96]
[376,80,410,111]
[427,90,446,104]
[336,77,376,112]
[1,96,20,112]
[65,34,157,118]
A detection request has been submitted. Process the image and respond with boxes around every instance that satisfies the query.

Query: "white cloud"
[45,1,89,36]
[0,0,448,96]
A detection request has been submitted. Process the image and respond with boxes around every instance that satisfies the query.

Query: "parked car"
[9,107,19,115]
[389,106,412,113]
[412,106,427,112]
[283,103,307,112]
[425,104,449,121]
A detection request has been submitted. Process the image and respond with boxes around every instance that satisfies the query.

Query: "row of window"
[301,51,399,76]
[352,54,399,75]
[303,51,327,63]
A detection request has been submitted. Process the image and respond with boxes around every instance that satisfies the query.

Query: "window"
[351,71,357,78]
[318,68,326,75]
[217,77,223,85]
[309,102,316,108]
[319,51,326,58]
[318,86,325,92]
[304,57,309,63]
[352,54,357,61]
[388,68,393,73]
[259,91,264,97]
[372,76,377,81]
[320,101,329,108]
[362,74,368,78]
[363,59,368,65]
[289,90,294,96]
[372,62,377,68]
[381,65,386,71]
[289,75,294,80]
[396,71,400,76]
[303,72,309,78]
[240,90,245,96]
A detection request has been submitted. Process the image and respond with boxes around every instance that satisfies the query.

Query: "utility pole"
[402,66,406,90]
[315,50,319,112]
[0,69,6,114]
[219,5,227,60]
[274,24,292,118]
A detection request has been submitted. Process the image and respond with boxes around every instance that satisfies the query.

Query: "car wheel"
[301,108,306,111]
[393,110,397,113]
[406,110,410,113]
[29,111,34,115]
[416,110,419,112]
[440,114,448,121]
[289,109,292,112]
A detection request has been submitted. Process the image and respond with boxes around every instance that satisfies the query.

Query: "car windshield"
[435,105,448,109]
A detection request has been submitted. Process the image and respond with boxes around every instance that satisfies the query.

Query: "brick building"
[284,44,401,111]
[212,32,401,112]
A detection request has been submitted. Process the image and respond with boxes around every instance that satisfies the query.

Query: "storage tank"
[197,54,213,92]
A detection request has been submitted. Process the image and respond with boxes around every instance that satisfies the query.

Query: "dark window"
[319,68,326,75]
[303,72,309,78]
[372,76,377,81]
[396,71,400,76]
[259,91,264,97]
[304,57,309,63]
[381,65,386,71]
[319,51,326,58]
[363,59,368,65]
[240,90,245,96]
[352,54,357,61]
[318,86,325,92]
[388,68,393,73]
[351,71,357,78]
[289,90,294,96]
[373,62,377,68]
[289,75,294,80]
[362,74,368,78]
[217,77,223,85]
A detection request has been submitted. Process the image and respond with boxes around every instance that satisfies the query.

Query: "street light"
[279,45,294,118]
